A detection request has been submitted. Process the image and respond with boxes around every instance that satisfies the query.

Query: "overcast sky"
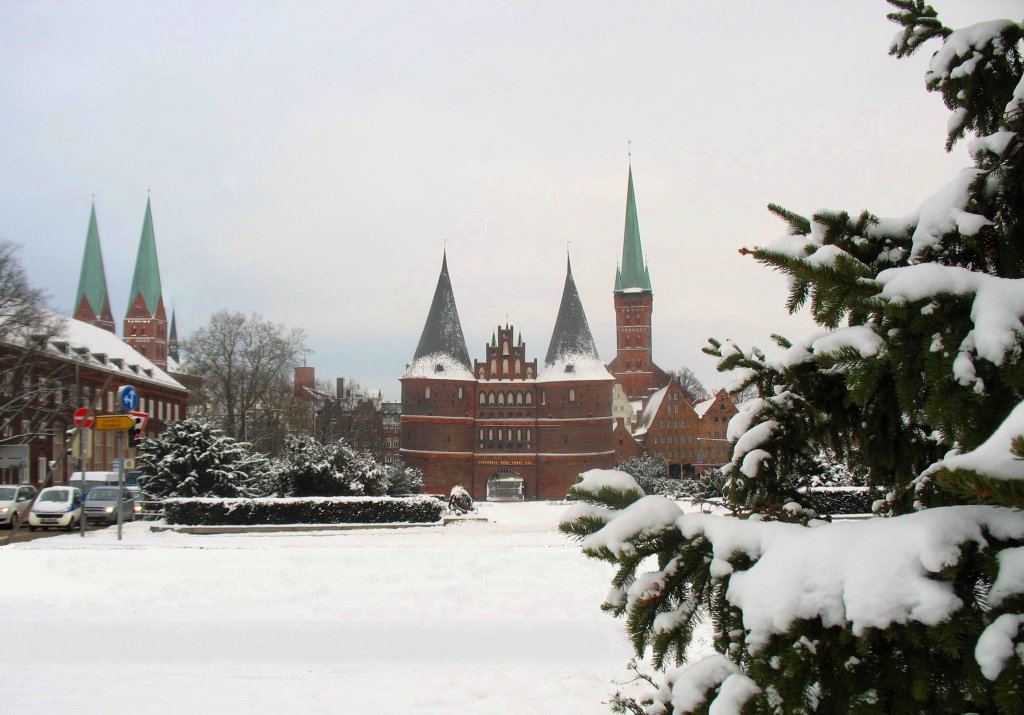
[3,0,1020,399]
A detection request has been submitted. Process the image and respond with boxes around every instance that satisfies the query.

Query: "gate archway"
[487,470,525,501]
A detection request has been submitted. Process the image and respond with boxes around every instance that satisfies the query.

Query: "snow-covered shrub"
[385,459,424,496]
[270,435,390,497]
[563,6,1024,712]
[137,419,268,499]
[163,495,443,526]
[617,455,670,494]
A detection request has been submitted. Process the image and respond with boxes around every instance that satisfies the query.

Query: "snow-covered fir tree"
[562,3,1024,712]
[137,419,268,498]
[384,458,424,496]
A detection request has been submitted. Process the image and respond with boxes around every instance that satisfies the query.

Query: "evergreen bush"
[164,495,444,526]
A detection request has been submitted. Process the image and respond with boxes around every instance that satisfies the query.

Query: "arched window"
[424,386,431,399]
[540,390,546,405]
[526,429,531,442]
[515,359,521,376]
[503,341,510,355]
[498,429,503,441]
[479,429,484,441]
[488,392,496,405]
[498,392,505,405]
[626,359,632,369]
[516,392,523,405]
[507,392,514,405]
[479,368,485,379]
[488,429,493,440]
[457,386,464,400]
[568,388,576,403]
[479,392,486,405]
[502,358,509,375]
[516,429,522,441]
[527,367,533,378]
[525,392,533,405]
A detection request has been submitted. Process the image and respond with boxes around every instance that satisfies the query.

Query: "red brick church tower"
[606,165,670,400]
[123,198,170,370]
[400,253,615,501]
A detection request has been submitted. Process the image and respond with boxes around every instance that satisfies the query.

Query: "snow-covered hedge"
[163,495,444,526]
[805,486,877,515]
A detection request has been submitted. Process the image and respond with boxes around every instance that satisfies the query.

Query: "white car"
[0,485,37,528]
[28,487,84,531]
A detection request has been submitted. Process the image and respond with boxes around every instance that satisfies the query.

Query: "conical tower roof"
[128,197,164,317]
[617,166,652,292]
[74,202,113,328]
[405,253,473,379]
[541,256,612,381]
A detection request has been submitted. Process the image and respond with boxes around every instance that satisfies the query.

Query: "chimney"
[294,366,315,398]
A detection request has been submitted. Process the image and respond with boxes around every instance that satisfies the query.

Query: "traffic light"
[128,414,145,448]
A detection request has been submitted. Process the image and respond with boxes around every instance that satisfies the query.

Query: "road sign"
[94,415,135,431]
[129,411,149,432]
[73,407,94,428]
[117,385,139,413]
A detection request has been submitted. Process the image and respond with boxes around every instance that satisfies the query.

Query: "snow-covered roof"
[410,254,472,373]
[694,397,716,416]
[632,384,668,437]
[9,309,186,392]
[402,353,475,381]
[536,352,615,383]
[539,258,612,383]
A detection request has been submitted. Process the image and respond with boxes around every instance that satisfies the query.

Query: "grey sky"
[2,1,1019,399]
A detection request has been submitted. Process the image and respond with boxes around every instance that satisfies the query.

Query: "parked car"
[28,487,84,531]
[0,485,37,528]
[84,486,135,525]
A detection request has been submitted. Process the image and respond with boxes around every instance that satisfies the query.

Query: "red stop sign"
[73,407,94,428]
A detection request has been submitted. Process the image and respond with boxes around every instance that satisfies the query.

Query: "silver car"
[0,485,37,528]
[84,487,135,525]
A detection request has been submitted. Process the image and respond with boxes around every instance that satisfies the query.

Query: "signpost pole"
[116,429,124,541]
[79,428,86,537]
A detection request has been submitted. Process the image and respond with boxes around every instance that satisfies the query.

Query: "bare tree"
[184,311,308,443]
[0,242,73,446]
[669,366,709,403]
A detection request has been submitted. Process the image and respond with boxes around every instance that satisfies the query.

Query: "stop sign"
[73,407,94,428]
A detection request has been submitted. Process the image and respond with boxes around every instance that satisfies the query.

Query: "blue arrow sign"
[117,385,139,413]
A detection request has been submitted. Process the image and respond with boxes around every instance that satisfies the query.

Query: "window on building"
[488,392,496,405]
[457,386,464,400]
[540,390,546,405]
[503,341,509,355]
[516,392,523,405]
[527,367,533,378]
[479,393,486,405]
[491,359,497,375]
[568,388,576,403]
[515,359,521,376]
[498,393,505,406]
[502,359,509,375]
[424,387,431,400]
[526,392,533,405]
[479,368,485,379]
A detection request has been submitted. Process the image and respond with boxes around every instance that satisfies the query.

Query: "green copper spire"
[128,197,164,316]
[617,166,652,292]
[75,202,111,321]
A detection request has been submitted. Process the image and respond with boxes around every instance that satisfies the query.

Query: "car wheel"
[10,513,18,528]
[66,519,74,532]
[28,525,36,532]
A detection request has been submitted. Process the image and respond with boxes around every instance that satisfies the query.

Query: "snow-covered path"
[1,502,639,714]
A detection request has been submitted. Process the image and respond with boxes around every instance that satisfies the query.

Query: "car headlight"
[133,504,143,512]
[0,507,8,514]
[104,506,115,513]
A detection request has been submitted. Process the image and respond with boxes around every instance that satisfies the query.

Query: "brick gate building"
[400,254,615,501]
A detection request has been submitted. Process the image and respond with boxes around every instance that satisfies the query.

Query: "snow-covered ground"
[0,502,710,714]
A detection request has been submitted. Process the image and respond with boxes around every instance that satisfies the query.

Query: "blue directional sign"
[117,385,139,413]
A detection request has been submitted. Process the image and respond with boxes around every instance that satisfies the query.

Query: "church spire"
[73,201,115,332]
[617,166,652,292]
[127,197,164,318]
[544,255,601,367]
[168,310,179,363]
[410,251,472,373]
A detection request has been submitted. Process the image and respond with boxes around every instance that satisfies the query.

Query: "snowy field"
[0,502,710,714]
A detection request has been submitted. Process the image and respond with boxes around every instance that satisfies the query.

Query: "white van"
[28,487,84,531]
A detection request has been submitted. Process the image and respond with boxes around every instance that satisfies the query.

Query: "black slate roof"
[544,256,600,366]
[412,253,472,370]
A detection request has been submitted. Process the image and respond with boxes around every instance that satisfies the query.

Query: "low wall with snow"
[163,496,444,526]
